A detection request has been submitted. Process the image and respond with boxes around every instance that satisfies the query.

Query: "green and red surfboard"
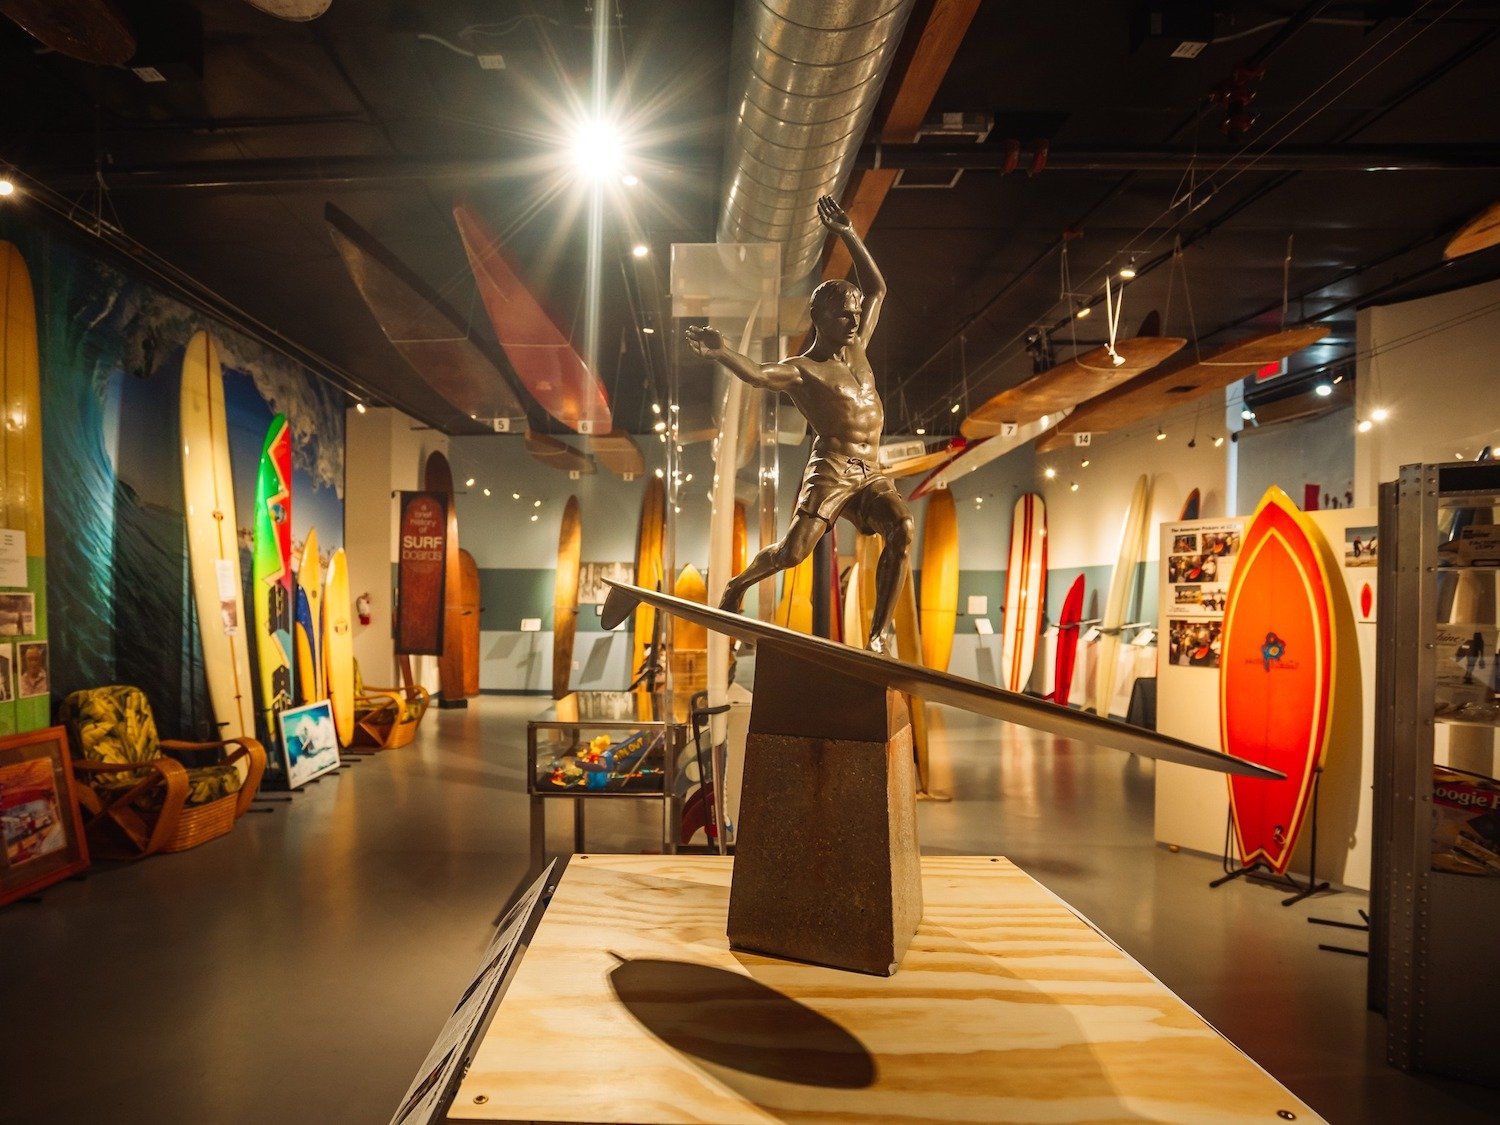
[253,415,294,751]
[1219,486,1336,874]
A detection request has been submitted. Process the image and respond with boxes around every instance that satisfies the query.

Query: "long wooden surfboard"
[1039,326,1329,451]
[293,527,324,704]
[454,204,612,435]
[919,489,959,672]
[253,415,294,750]
[1051,574,1086,705]
[0,0,135,65]
[592,430,644,479]
[325,203,526,428]
[1220,487,1338,874]
[962,337,1186,437]
[632,478,666,684]
[600,582,1282,778]
[0,242,48,735]
[1094,474,1152,717]
[774,552,815,635]
[424,451,468,704]
[242,0,331,20]
[883,444,959,480]
[457,548,481,698]
[1001,493,1047,693]
[323,547,354,747]
[911,412,1069,499]
[552,496,581,700]
[892,560,933,795]
[180,330,254,745]
[732,501,748,577]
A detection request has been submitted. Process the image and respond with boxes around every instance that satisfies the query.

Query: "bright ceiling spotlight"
[653,420,667,433]
[532,499,542,508]
[511,492,520,500]
[1080,458,1090,468]
[1371,407,1389,422]
[530,513,538,522]
[568,118,624,179]
[1240,408,1256,421]
[1070,481,1079,492]
[915,426,926,435]
[642,326,655,335]
[1075,303,1092,319]
[621,173,640,187]
[0,179,14,197]
[949,402,961,414]
[654,467,664,479]
[482,488,491,497]
[651,402,661,415]
[631,243,649,258]
[1213,435,1225,448]
[465,477,475,487]
[354,401,367,414]
[1156,428,1166,441]
[1044,466,1057,480]
[1118,258,1137,280]
[1357,419,1374,433]
[1315,383,1333,397]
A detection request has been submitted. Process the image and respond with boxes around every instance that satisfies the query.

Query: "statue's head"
[809,279,862,346]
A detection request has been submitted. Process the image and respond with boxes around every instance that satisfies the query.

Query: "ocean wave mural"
[2,216,344,741]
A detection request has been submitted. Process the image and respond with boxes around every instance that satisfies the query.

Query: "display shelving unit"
[1373,462,1500,1088]
[526,690,685,871]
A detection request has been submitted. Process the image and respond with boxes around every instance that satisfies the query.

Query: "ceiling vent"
[894,112,993,189]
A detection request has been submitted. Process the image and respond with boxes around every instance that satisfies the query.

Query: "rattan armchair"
[60,685,266,857]
[352,661,431,750]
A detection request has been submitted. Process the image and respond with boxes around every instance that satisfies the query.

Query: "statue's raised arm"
[817,195,885,344]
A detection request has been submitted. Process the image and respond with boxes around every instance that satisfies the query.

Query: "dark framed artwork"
[0,726,90,907]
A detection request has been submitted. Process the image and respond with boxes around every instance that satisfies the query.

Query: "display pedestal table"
[447,854,1321,1124]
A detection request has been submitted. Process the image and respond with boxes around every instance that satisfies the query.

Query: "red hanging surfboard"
[1219,486,1336,874]
[1051,574,1085,705]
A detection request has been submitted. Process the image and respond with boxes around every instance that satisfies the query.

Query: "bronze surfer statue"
[686,195,913,654]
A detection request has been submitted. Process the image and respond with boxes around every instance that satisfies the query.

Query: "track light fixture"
[354,401,367,414]
[1118,257,1137,280]
[1213,435,1224,448]
[1156,428,1166,441]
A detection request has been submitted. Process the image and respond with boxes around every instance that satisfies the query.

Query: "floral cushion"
[61,685,242,807]
[60,685,161,766]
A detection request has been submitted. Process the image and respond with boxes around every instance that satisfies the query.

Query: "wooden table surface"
[451,855,1322,1124]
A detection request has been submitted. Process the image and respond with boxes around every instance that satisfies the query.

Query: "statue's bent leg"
[719,513,826,614]
[865,493,914,654]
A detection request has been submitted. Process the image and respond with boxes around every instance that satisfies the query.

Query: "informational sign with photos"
[1160,518,1244,672]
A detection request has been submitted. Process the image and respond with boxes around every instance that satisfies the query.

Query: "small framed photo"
[17,641,48,699]
[277,700,340,789]
[0,592,35,637]
[0,642,13,703]
[0,726,90,907]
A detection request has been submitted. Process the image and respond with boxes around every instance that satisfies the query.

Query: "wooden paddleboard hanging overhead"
[453,203,613,435]
[525,429,595,476]
[325,203,526,429]
[0,0,136,65]
[590,431,644,479]
[1445,199,1500,260]
[1038,325,1329,452]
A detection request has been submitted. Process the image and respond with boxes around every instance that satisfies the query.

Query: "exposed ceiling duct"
[717,0,918,301]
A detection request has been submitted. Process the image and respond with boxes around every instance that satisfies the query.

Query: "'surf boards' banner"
[397,491,448,654]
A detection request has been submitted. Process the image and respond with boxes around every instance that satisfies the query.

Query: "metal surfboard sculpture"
[1220,486,1338,873]
[252,415,294,753]
[1001,493,1047,693]
[600,582,1282,779]
[180,331,255,748]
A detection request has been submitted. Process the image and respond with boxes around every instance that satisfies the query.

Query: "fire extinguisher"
[355,592,372,626]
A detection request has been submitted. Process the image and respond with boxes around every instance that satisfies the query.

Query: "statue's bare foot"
[867,633,892,658]
[718,587,744,615]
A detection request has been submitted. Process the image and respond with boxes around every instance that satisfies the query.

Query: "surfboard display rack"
[1209,767,1332,906]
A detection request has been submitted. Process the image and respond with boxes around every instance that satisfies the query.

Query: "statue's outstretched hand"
[817,194,851,234]
[685,324,724,358]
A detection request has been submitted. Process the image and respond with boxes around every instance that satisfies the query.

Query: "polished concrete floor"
[2,696,1497,1125]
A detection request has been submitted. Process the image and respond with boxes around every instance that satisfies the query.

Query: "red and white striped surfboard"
[1001,493,1047,693]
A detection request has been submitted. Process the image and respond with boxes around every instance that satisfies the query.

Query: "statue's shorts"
[795,450,908,536]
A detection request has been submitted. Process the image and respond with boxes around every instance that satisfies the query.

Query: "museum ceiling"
[2,0,1498,442]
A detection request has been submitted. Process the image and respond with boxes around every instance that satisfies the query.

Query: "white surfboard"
[1094,474,1153,717]
[913,410,1071,498]
[180,331,255,748]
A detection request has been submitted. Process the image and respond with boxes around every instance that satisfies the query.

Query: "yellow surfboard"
[632,477,665,684]
[322,547,354,746]
[181,330,255,756]
[919,489,959,672]
[293,527,323,702]
[0,242,47,735]
[892,558,933,796]
[553,496,581,700]
[774,552,815,635]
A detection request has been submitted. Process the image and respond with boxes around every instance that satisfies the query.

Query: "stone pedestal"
[727,646,922,975]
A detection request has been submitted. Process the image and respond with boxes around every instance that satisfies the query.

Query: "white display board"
[1153,507,1378,890]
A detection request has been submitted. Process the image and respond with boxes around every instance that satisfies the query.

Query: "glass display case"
[1373,462,1500,1088]
[526,691,686,870]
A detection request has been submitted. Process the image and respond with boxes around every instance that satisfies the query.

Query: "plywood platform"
[451,855,1321,1124]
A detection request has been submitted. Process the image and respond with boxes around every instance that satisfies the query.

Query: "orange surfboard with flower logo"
[1219,486,1336,874]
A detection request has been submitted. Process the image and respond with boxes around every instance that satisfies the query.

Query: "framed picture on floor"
[0,726,90,907]
[277,700,340,789]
